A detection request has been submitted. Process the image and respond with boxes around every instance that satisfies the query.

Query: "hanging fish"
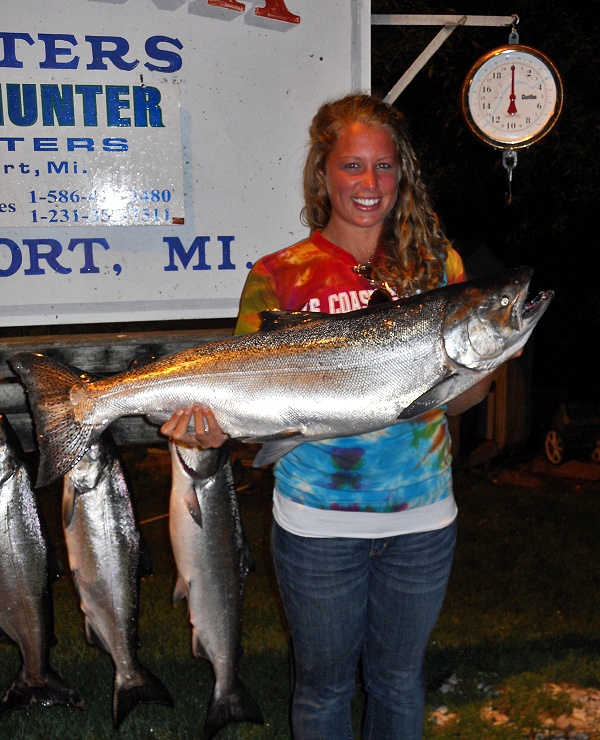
[0,413,83,717]
[169,441,262,739]
[62,432,173,728]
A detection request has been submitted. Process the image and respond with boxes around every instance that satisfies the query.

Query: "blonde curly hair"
[301,93,450,295]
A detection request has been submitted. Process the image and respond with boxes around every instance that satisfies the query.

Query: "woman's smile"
[352,197,381,207]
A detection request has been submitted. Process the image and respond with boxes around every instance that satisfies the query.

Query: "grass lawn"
[1,441,599,738]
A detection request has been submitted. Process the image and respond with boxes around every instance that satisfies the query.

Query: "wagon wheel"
[591,440,600,464]
[544,429,564,465]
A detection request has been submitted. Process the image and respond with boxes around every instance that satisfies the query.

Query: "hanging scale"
[460,16,564,204]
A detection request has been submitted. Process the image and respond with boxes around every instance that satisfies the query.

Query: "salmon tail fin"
[113,667,174,728]
[204,677,263,739]
[9,352,98,488]
[0,665,84,716]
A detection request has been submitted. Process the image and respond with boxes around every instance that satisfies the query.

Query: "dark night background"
[1,3,597,454]
[370,1,600,431]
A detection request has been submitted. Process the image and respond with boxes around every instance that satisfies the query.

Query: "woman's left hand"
[445,348,524,417]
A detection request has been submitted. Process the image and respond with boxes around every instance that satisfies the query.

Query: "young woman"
[161,93,493,739]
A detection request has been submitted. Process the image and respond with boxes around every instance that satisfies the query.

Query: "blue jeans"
[271,519,457,740]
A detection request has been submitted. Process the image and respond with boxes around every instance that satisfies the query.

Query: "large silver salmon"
[62,433,173,727]
[169,441,262,739]
[0,413,83,716]
[11,267,553,486]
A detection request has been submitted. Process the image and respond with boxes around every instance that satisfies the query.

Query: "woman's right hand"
[160,404,229,449]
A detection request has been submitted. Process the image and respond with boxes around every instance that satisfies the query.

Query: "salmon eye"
[500,296,509,306]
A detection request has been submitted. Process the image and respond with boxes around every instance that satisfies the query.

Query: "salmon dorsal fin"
[258,309,324,331]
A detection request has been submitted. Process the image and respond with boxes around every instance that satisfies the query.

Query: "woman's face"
[322,122,399,239]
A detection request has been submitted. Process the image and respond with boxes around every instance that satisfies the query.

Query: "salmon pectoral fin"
[398,375,462,420]
[184,489,203,528]
[251,434,306,468]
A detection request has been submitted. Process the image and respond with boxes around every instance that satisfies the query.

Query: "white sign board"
[2,76,185,227]
[0,0,370,326]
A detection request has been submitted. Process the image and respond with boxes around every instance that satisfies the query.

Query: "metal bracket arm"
[372,14,518,104]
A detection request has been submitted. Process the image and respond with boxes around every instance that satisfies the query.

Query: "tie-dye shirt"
[235,231,466,537]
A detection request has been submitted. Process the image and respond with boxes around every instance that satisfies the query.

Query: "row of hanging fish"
[0,413,262,738]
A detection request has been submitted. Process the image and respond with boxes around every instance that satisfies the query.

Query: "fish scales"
[169,442,262,738]
[62,434,173,727]
[74,291,446,431]
[0,413,83,716]
[10,267,553,486]
[18,292,447,455]
[0,465,49,670]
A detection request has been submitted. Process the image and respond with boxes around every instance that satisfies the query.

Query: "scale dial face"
[461,44,564,150]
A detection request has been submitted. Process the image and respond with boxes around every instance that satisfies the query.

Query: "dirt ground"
[464,454,600,739]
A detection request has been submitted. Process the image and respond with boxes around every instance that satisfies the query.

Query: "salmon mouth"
[520,288,554,327]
